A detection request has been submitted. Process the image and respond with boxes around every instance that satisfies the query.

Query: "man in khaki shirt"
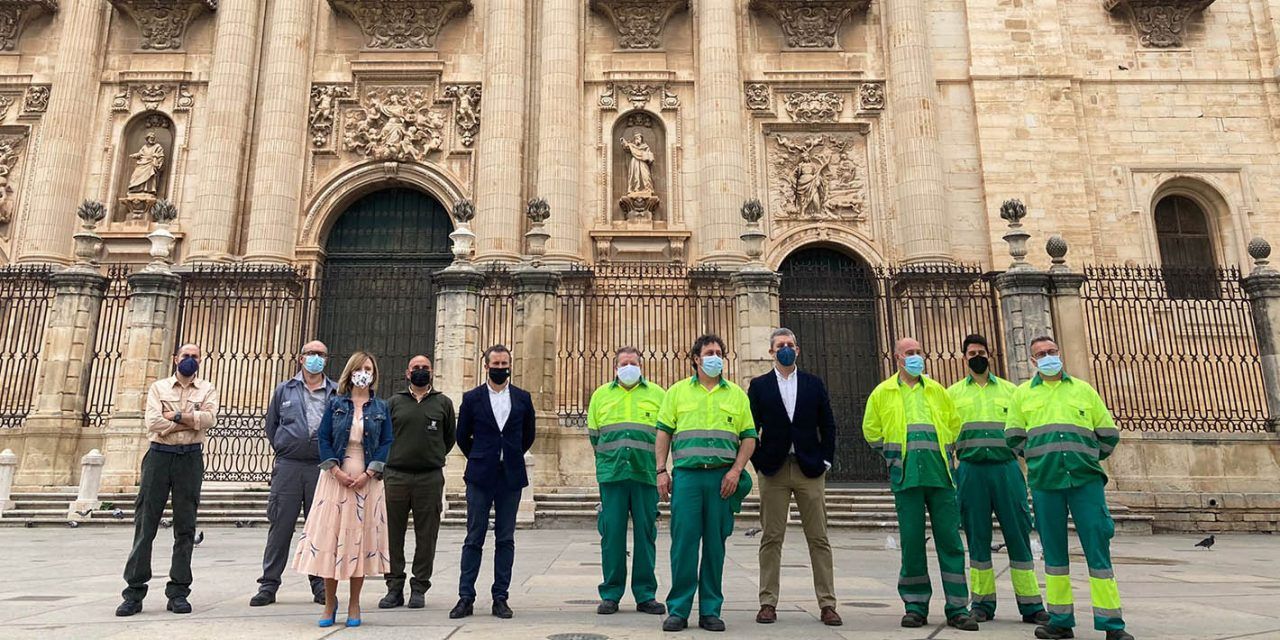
[117,343,219,618]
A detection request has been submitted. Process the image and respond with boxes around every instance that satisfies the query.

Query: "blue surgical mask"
[616,364,642,386]
[303,354,326,375]
[1036,354,1064,377]
[700,355,724,378]
[903,354,925,377]
[776,346,797,367]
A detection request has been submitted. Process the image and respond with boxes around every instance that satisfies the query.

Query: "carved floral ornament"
[599,83,679,111]
[0,0,57,52]
[108,0,216,51]
[590,0,688,50]
[859,82,884,111]
[328,0,472,50]
[783,90,844,123]
[749,0,870,49]
[22,84,48,114]
[1104,0,1215,48]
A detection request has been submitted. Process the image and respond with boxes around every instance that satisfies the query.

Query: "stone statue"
[126,132,166,195]
[794,149,829,217]
[620,133,655,195]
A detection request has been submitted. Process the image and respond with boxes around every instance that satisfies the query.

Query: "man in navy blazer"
[450,344,536,621]
[748,328,841,627]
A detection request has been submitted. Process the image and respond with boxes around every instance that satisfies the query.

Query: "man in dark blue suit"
[748,328,841,627]
[449,344,537,620]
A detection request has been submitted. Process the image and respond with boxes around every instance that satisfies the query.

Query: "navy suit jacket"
[748,369,837,478]
[456,383,537,491]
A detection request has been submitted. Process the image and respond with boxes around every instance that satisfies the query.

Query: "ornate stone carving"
[0,131,26,225]
[22,84,49,114]
[118,131,167,220]
[137,84,170,111]
[0,0,57,52]
[598,84,618,110]
[749,0,870,49]
[768,133,866,220]
[309,84,352,147]
[1104,0,1214,48]
[783,90,843,123]
[109,0,216,51]
[617,83,657,110]
[858,82,884,111]
[342,88,447,162]
[589,0,688,50]
[616,112,661,221]
[328,0,472,50]
[661,87,680,110]
[175,84,195,111]
[443,84,482,147]
[0,95,13,122]
[111,87,131,112]
[745,83,772,111]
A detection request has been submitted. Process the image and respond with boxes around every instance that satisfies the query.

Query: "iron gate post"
[1241,238,1280,432]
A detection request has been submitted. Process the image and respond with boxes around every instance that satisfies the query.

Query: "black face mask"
[968,355,989,375]
[409,368,432,388]
[488,367,511,385]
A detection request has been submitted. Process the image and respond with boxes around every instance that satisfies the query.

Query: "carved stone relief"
[108,0,216,51]
[22,84,49,114]
[590,0,688,50]
[0,0,57,52]
[783,90,844,123]
[858,82,884,111]
[137,84,170,111]
[0,95,13,121]
[745,83,773,112]
[328,0,473,50]
[598,84,618,110]
[111,87,131,112]
[309,84,352,147]
[342,88,448,162]
[600,83,679,113]
[175,85,195,111]
[0,130,26,225]
[749,0,870,49]
[1104,0,1214,48]
[768,132,867,221]
[443,83,482,147]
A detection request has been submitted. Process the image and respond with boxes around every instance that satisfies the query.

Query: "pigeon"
[1118,64,1130,70]
[1195,535,1215,550]
[744,527,762,538]
[112,508,125,520]
[991,542,1007,553]
[885,535,898,551]
[23,521,36,528]
[234,520,249,529]
[194,531,204,547]
[160,518,172,529]
[74,508,94,517]
[66,521,79,528]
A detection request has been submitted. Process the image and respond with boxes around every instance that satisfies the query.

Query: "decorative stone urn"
[449,198,477,266]
[524,197,551,266]
[740,199,767,268]
[145,198,178,273]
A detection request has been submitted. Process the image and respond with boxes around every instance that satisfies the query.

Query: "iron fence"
[83,264,137,429]
[1082,265,1270,432]
[0,265,54,429]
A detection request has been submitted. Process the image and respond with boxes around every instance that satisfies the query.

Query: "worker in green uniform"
[587,346,668,617]
[947,334,1048,625]
[656,334,756,633]
[1006,336,1133,640]
[863,337,979,632]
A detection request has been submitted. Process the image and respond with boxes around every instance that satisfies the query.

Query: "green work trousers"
[956,460,1046,619]
[665,467,735,620]
[894,486,970,620]
[1032,480,1125,632]
[597,480,659,604]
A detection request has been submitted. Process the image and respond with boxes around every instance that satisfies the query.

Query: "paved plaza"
[3,527,1277,640]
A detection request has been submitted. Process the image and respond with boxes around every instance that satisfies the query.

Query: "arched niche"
[114,112,175,222]
[611,110,667,224]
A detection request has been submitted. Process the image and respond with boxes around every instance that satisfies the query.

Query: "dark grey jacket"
[264,372,338,462]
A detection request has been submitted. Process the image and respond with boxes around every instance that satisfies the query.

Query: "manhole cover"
[4,596,71,602]
[564,599,599,605]
[548,634,609,640]
[844,601,890,609]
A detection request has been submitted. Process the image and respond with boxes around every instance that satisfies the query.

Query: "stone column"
[884,0,951,264]
[535,0,582,264]
[243,0,317,264]
[187,0,264,262]
[1242,238,1280,432]
[731,269,780,381]
[473,0,530,263]
[1045,235,1093,384]
[695,0,750,265]
[14,1,109,264]
[992,200,1052,383]
[514,266,561,490]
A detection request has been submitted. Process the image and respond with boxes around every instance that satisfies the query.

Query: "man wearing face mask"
[451,345,537,620]
[251,340,338,607]
[586,346,667,617]
[863,337,978,632]
[380,355,456,610]
[946,335,1047,626]
[117,344,220,617]
[656,334,756,633]
[1007,337,1132,640]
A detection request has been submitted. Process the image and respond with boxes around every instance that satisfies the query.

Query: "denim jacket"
[317,393,394,474]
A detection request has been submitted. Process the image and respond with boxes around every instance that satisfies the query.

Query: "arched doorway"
[317,188,453,392]
[778,246,886,484]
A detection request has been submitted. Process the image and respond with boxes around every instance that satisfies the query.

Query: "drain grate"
[548,634,609,640]
[844,601,890,609]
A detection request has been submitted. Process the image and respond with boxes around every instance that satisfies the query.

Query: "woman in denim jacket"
[293,351,393,628]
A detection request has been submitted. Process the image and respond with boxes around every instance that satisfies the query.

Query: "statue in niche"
[621,132,655,195]
[794,148,829,218]
[126,132,166,195]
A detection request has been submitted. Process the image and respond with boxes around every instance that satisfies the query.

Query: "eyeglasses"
[1032,348,1060,359]
[302,350,327,357]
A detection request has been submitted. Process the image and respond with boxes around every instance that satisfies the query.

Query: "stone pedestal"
[100,271,183,490]
[69,448,105,519]
[513,268,562,413]
[432,266,487,496]
[994,269,1054,383]
[0,449,16,513]
[1243,266,1280,432]
[1048,271,1092,384]
[732,268,781,381]
[17,269,109,487]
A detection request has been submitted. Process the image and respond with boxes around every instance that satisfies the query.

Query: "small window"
[1154,195,1217,299]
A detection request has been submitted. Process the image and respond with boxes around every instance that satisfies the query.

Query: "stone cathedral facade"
[2,0,1280,529]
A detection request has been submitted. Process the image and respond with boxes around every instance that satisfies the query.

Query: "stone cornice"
[108,0,216,51]
[1103,0,1214,48]
[328,0,472,50]
[748,0,869,49]
[589,0,688,50]
[0,0,58,52]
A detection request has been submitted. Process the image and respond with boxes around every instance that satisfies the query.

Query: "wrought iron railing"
[83,264,137,429]
[0,265,54,429]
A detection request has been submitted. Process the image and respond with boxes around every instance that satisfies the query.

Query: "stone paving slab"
[3,528,1279,640]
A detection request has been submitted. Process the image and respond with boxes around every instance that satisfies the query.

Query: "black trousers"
[122,448,203,601]
[384,467,446,594]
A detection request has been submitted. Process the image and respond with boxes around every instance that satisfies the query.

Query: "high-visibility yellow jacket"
[862,373,961,491]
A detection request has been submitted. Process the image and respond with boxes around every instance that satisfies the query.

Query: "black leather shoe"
[901,612,927,628]
[637,600,666,615]
[249,591,275,607]
[115,600,142,617]
[698,615,726,632]
[1105,631,1134,640]
[1035,626,1076,639]
[492,598,513,619]
[449,598,474,619]
[1024,610,1051,625]
[407,590,426,609]
[313,590,325,605]
[972,608,992,622]
[597,599,619,615]
[948,612,980,631]
[379,590,404,609]
[662,615,687,632]
[166,596,192,614]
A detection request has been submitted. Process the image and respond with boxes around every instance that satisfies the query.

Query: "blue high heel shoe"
[345,617,362,628]
[318,614,335,628]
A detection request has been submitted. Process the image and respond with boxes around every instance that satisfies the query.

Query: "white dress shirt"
[488,383,511,431]
[775,366,798,422]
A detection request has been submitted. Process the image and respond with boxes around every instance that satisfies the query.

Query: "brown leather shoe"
[756,604,777,624]
[820,606,843,626]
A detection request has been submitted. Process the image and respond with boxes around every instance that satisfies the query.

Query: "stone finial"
[1047,234,1069,271]
[144,200,178,273]
[72,200,106,269]
[1249,236,1271,267]
[1000,198,1027,226]
[150,198,178,224]
[449,199,477,266]
[453,198,475,223]
[1000,198,1032,272]
[525,197,550,225]
[76,200,106,228]
[740,199,768,269]
[740,198,764,223]
[524,198,551,265]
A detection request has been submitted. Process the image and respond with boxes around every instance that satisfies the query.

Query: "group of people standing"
[109,327,1133,640]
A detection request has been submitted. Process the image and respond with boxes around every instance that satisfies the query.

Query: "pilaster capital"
[748,0,869,49]
[0,0,57,52]
[328,0,472,50]
[589,0,687,50]
[108,0,216,51]
[1103,0,1213,48]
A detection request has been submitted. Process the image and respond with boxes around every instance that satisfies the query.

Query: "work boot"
[948,612,980,631]
[1106,631,1134,640]
[1023,610,1051,625]
[407,590,426,609]
[972,608,992,622]
[249,591,275,607]
[662,615,688,632]
[1035,625,1076,639]
[597,599,619,615]
[698,615,726,632]
[900,612,927,628]
[166,596,192,614]
[115,600,142,617]
[637,600,666,615]
[378,590,404,609]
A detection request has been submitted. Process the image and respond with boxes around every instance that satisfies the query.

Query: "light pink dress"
[293,415,390,579]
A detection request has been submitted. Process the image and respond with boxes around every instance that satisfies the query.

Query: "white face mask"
[616,364,642,386]
[351,370,373,389]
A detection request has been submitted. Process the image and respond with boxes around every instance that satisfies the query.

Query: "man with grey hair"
[748,328,841,626]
